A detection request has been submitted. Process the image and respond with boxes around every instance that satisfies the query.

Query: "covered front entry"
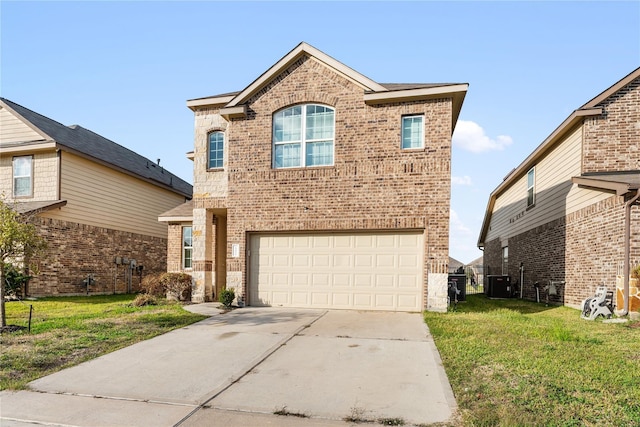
[248,231,424,311]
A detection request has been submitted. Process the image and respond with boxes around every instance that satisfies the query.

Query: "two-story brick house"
[478,67,640,314]
[0,98,192,296]
[160,42,467,312]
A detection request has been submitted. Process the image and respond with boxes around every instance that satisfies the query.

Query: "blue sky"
[2,1,639,263]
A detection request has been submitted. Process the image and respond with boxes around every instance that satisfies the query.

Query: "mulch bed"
[0,325,28,334]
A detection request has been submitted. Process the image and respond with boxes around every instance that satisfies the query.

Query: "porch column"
[192,208,213,302]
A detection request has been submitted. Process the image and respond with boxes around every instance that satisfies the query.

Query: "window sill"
[207,167,224,172]
[272,165,335,171]
[526,203,536,211]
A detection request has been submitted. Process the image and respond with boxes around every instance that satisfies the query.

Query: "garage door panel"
[291,292,309,305]
[312,254,330,267]
[375,275,395,287]
[399,254,419,268]
[311,293,329,305]
[355,254,373,267]
[332,293,351,306]
[249,231,423,311]
[333,254,351,267]
[292,274,309,286]
[375,294,395,309]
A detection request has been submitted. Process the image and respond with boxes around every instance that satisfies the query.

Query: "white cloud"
[453,120,513,153]
[449,209,483,263]
[450,209,472,236]
[452,175,472,186]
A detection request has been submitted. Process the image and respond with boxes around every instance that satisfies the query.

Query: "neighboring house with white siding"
[478,68,640,314]
[0,98,192,296]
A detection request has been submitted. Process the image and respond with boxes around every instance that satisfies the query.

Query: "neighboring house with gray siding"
[160,42,468,312]
[478,68,640,313]
[0,98,192,296]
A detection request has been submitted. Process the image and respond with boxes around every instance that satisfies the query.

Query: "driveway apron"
[0,307,457,426]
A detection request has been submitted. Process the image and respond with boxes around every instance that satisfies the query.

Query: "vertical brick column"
[192,208,213,302]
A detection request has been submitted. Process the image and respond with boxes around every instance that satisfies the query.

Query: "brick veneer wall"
[193,55,453,310]
[167,224,183,272]
[484,195,640,308]
[27,216,167,296]
[583,77,640,173]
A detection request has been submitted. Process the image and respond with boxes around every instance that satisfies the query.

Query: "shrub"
[3,263,31,297]
[131,293,158,307]
[160,272,192,301]
[632,265,640,280]
[140,273,164,297]
[219,288,235,308]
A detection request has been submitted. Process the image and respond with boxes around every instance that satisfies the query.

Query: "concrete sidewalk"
[0,307,457,426]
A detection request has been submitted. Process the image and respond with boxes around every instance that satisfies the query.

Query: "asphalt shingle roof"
[2,98,192,198]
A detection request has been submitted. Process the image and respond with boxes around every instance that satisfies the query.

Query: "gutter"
[620,189,640,316]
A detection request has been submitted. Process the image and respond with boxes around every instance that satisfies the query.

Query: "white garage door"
[248,231,424,311]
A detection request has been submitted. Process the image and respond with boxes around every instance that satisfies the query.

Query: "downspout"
[621,189,640,316]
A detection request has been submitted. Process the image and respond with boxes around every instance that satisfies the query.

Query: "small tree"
[0,199,47,327]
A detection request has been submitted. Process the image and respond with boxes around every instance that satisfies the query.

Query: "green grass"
[424,295,640,427]
[0,294,207,390]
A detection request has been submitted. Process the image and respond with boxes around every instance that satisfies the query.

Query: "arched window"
[208,131,224,169]
[272,104,334,168]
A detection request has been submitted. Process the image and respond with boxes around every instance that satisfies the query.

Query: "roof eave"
[224,42,387,109]
[187,95,236,111]
[572,176,639,196]
[158,215,193,223]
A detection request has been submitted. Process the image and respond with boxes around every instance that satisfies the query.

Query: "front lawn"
[0,294,207,390]
[424,295,640,427]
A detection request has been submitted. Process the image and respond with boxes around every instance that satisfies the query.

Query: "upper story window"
[182,226,193,269]
[208,131,224,169]
[401,115,424,149]
[273,104,334,168]
[13,155,33,198]
[527,167,535,207]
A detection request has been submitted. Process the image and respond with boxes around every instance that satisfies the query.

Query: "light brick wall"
[27,216,167,296]
[192,55,453,310]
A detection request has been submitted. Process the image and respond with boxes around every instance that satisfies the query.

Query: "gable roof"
[187,42,468,133]
[0,98,192,198]
[477,67,640,248]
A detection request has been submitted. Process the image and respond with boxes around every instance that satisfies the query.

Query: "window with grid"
[401,115,424,149]
[208,131,224,169]
[13,156,33,197]
[182,226,193,269]
[502,246,508,275]
[527,167,535,207]
[273,104,334,168]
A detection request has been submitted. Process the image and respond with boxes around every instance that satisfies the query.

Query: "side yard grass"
[0,294,207,390]
[424,295,640,427]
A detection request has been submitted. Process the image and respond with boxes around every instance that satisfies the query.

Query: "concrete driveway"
[0,307,457,427]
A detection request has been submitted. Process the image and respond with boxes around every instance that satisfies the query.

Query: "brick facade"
[179,48,463,311]
[583,78,640,173]
[27,216,167,296]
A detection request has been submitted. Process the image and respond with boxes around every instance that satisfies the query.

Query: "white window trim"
[502,246,508,275]
[527,167,535,207]
[208,131,224,170]
[401,115,425,150]
[182,226,193,270]
[13,155,33,198]
[272,104,335,169]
